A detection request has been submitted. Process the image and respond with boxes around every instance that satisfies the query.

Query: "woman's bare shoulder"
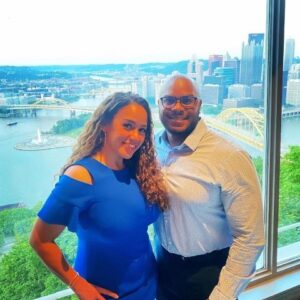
[64,165,93,185]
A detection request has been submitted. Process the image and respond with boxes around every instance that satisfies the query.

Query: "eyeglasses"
[160,95,198,109]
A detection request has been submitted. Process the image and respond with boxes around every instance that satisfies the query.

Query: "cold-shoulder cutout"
[64,165,93,185]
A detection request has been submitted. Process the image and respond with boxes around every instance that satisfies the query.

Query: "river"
[0,98,99,208]
[0,100,300,208]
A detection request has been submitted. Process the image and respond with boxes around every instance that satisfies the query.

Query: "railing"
[278,221,300,233]
[34,288,73,300]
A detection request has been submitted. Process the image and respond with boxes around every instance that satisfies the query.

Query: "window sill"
[240,267,300,300]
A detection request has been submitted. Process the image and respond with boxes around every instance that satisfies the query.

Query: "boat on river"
[6,121,18,126]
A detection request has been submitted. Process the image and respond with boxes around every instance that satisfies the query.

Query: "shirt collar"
[157,118,208,152]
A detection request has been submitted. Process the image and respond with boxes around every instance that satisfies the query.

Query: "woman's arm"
[30,216,118,300]
[29,219,76,285]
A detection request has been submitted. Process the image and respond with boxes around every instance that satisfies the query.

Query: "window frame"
[250,0,300,289]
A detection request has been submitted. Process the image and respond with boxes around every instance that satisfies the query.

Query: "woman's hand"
[71,275,119,300]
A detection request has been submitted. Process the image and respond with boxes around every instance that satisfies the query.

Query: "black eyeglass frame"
[159,95,199,108]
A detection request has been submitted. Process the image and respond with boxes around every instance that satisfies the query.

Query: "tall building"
[286,79,300,106]
[228,84,250,98]
[187,55,203,86]
[283,38,295,72]
[214,67,235,86]
[282,70,288,106]
[203,73,226,99]
[223,56,240,84]
[285,64,300,106]
[240,33,264,85]
[208,55,223,75]
[251,83,263,100]
[223,97,256,109]
[201,84,223,105]
[251,83,263,106]
[288,64,300,80]
[248,33,264,45]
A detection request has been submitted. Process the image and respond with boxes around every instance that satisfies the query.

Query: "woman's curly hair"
[62,92,168,210]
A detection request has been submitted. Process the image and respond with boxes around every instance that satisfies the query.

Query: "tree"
[251,148,300,246]
[14,217,35,240]
[0,203,77,299]
[278,146,300,246]
[0,208,35,237]
[0,240,49,300]
[252,156,263,185]
[279,146,300,226]
[52,113,91,135]
[0,231,77,299]
[0,228,4,247]
[280,146,300,184]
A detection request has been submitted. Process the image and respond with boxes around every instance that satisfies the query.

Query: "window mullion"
[264,0,285,275]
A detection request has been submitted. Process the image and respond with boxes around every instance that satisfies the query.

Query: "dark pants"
[156,245,229,300]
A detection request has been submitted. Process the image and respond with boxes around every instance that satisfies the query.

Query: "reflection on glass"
[277,0,300,264]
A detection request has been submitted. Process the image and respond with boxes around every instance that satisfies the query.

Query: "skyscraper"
[228,84,250,98]
[240,33,264,85]
[251,83,263,106]
[248,33,264,45]
[283,38,295,72]
[223,55,240,84]
[286,79,300,106]
[287,64,300,80]
[201,84,223,105]
[285,64,300,106]
[214,67,235,86]
[208,55,223,75]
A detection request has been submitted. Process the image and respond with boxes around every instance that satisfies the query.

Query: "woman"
[30,92,168,300]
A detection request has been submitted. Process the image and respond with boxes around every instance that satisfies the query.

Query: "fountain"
[14,128,75,151]
[31,128,48,145]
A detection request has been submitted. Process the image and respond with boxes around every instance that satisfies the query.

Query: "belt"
[160,246,230,266]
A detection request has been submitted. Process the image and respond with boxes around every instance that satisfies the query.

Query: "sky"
[0,0,299,66]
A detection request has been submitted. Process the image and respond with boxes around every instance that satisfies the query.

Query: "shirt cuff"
[209,266,255,299]
[209,287,235,300]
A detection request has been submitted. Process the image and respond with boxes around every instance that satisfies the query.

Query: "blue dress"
[38,157,160,300]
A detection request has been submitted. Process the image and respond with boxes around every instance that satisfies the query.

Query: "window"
[277,0,300,265]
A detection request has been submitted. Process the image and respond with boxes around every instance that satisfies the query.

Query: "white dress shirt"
[155,119,265,300]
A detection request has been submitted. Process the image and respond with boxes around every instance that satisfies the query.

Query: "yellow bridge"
[205,108,264,151]
[1,97,96,113]
[1,99,267,151]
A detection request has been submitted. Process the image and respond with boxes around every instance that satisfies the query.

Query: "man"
[154,74,265,300]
